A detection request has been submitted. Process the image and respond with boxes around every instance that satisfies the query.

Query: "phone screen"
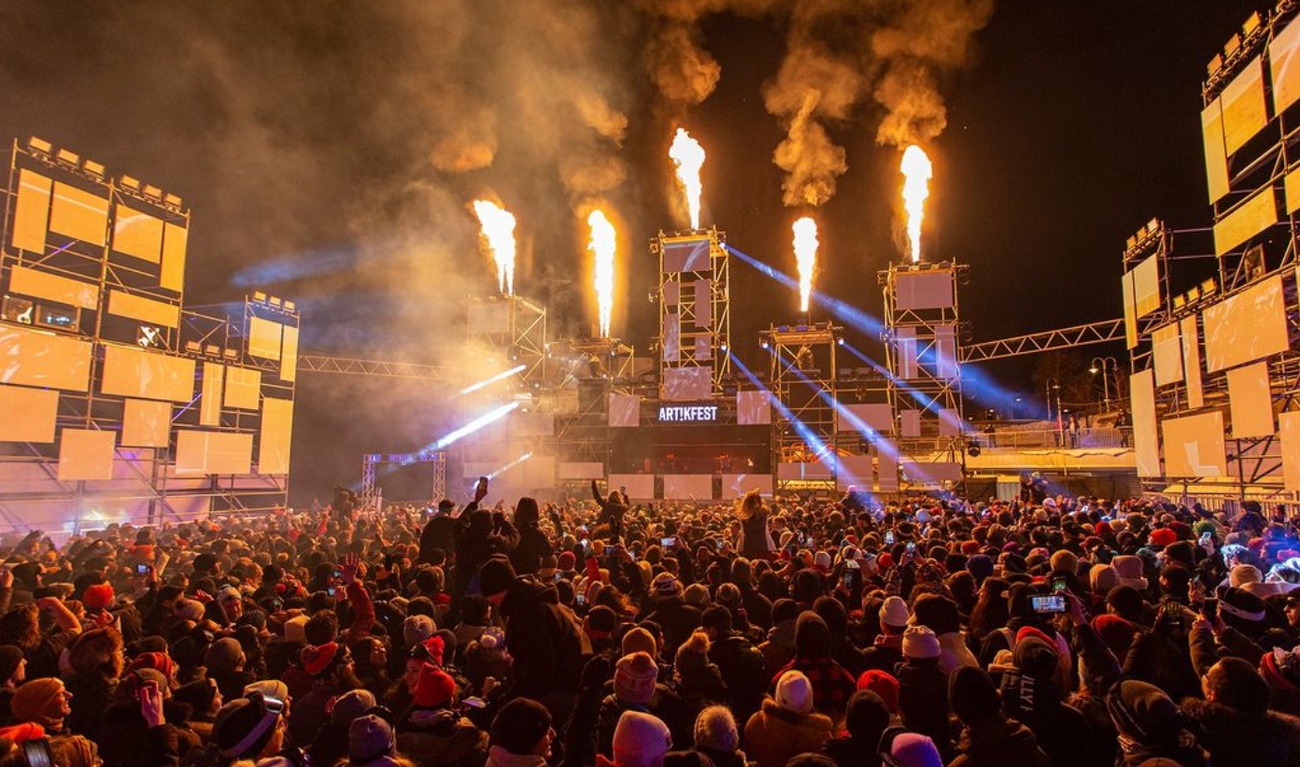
[1202,598,1219,623]
[1051,577,1067,593]
[884,531,896,545]
[1031,595,1067,614]
[661,537,676,548]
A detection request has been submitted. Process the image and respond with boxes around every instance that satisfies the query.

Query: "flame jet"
[792,216,818,313]
[588,209,616,337]
[472,199,518,294]
[669,128,705,230]
[900,145,932,264]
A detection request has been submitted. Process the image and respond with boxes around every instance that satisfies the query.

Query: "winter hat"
[771,598,800,625]
[332,689,377,725]
[883,731,944,767]
[413,663,455,708]
[403,615,436,647]
[651,572,683,599]
[966,554,994,581]
[775,669,814,715]
[856,670,899,713]
[949,666,1001,724]
[683,583,711,607]
[1091,615,1136,658]
[175,678,219,715]
[879,595,910,628]
[174,599,205,622]
[204,637,244,674]
[909,594,960,635]
[1089,564,1119,593]
[614,652,659,706]
[301,642,343,677]
[1230,564,1263,588]
[693,705,738,753]
[1218,586,1267,626]
[1106,680,1181,745]
[349,713,396,763]
[282,615,309,644]
[213,693,281,759]
[612,711,672,767]
[491,697,552,755]
[244,679,289,701]
[674,631,710,676]
[1149,528,1177,548]
[1111,556,1148,590]
[558,551,576,571]
[0,646,23,683]
[478,556,516,597]
[11,679,65,725]
[1049,550,1079,575]
[586,605,618,638]
[128,651,176,680]
[813,551,833,571]
[902,626,941,660]
[715,582,742,609]
[82,583,114,611]
[621,627,658,658]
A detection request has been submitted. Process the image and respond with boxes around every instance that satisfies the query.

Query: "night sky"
[0,2,1259,501]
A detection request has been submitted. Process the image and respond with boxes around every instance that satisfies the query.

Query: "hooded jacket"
[1179,698,1300,767]
[950,715,1054,767]
[396,708,489,767]
[742,698,834,767]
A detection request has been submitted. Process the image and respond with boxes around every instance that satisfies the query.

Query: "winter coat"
[1015,698,1101,767]
[510,524,551,576]
[896,658,951,757]
[708,633,768,722]
[646,596,703,657]
[758,622,796,680]
[396,708,489,767]
[742,699,835,767]
[860,633,903,673]
[64,672,117,738]
[739,510,773,557]
[596,687,693,758]
[949,715,1054,767]
[288,679,350,748]
[937,630,979,675]
[486,746,548,767]
[419,514,457,564]
[1179,698,1300,767]
[98,699,197,767]
[501,576,589,697]
[821,735,876,767]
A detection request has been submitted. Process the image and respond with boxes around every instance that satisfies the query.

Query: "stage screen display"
[247,317,283,360]
[662,238,710,272]
[838,403,891,435]
[258,396,294,475]
[737,390,771,425]
[9,265,99,310]
[1227,361,1274,438]
[722,474,773,499]
[280,325,299,382]
[694,280,712,327]
[1203,275,1290,372]
[935,324,958,379]
[607,474,654,500]
[897,327,918,379]
[663,314,680,362]
[900,409,921,438]
[1181,316,1204,409]
[121,398,171,448]
[663,367,711,401]
[160,223,188,292]
[0,325,92,392]
[57,429,115,480]
[1273,14,1300,113]
[558,462,605,480]
[0,384,58,442]
[11,169,52,253]
[49,182,109,246]
[223,366,262,410]
[107,290,180,328]
[1161,411,1228,478]
[663,474,712,500]
[608,393,640,427]
[1285,167,1300,215]
[1214,188,1278,255]
[200,362,224,426]
[894,271,954,311]
[834,455,872,492]
[1131,369,1160,477]
[112,204,164,263]
[1201,98,1230,204]
[1152,323,1184,386]
[175,430,253,475]
[1221,56,1268,155]
[101,345,195,402]
[1281,412,1300,492]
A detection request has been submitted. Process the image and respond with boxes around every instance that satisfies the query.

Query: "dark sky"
[0,1,1259,499]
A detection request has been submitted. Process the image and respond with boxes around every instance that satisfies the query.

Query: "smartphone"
[580,538,591,554]
[1051,577,1067,594]
[21,739,54,767]
[575,593,586,606]
[905,542,917,556]
[476,476,488,494]
[1202,598,1219,624]
[715,540,725,552]
[462,696,486,709]
[327,586,337,597]
[1030,595,1067,614]
[136,563,152,575]
[884,531,896,545]
[841,568,860,591]
[661,537,677,548]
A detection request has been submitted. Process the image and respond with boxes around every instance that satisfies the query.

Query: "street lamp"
[1089,356,1118,411]
[1046,377,1063,444]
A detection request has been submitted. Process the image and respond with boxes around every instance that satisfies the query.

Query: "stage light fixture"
[27,137,53,155]
[120,176,141,191]
[222,349,238,360]
[284,301,296,312]
[253,291,268,302]
[143,184,163,201]
[204,344,220,356]
[55,148,80,166]
[184,341,201,354]
[1225,33,1241,57]
[164,193,183,208]
[1244,12,1261,36]
[83,160,106,179]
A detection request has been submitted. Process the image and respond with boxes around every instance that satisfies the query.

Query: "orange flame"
[669,128,705,230]
[900,145,932,264]
[471,200,517,295]
[587,209,616,337]
[792,216,818,313]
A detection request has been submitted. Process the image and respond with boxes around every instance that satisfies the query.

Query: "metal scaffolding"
[652,228,731,396]
[763,323,840,493]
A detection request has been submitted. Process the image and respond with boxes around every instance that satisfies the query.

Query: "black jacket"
[646,597,703,657]
[501,576,588,698]
[1179,698,1300,767]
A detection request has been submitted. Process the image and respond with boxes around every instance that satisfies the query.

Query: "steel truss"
[652,228,731,396]
[961,319,1125,362]
[467,295,547,387]
[297,355,455,382]
[763,323,839,493]
[360,451,446,507]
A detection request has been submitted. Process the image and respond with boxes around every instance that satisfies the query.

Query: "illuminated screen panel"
[694,279,712,327]
[160,223,188,292]
[1161,411,1228,478]
[279,325,299,382]
[1201,99,1230,204]
[1122,272,1138,349]
[900,409,921,438]
[1202,275,1290,372]
[121,398,172,448]
[112,204,164,263]
[1132,255,1160,319]
[662,281,680,306]
[694,335,712,361]
[558,462,605,480]
[48,182,109,245]
[0,325,92,391]
[663,314,680,362]
[9,265,99,310]
[877,444,899,493]
[1273,15,1300,113]
[247,317,283,360]
[607,474,654,500]
[894,271,955,311]
[1181,316,1204,409]
[1221,57,1268,155]
[839,403,891,434]
[1130,369,1160,477]
[223,367,262,409]
[100,345,196,402]
[1214,188,1279,255]
[897,327,918,380]
[1152,323,1183,386]
[0,384,59,442]
[11,170,52,253]
[1281,411,1300,492]
[661,238,710,272]
[258,396,294,474]
[607,393,640,427]
[1227,362,1274,438]
[200,362,224,426]
[737,390,772,425]
[1285,166,1300,215]
[662,367,711,401]
[722,474,772,499]
[57,429,116,480]
[174,430,253,475]
[835,455,872,492]
[107,290,179,328]
[935,323,958,379]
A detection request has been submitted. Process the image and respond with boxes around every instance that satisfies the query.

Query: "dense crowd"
[0,477,1299,767]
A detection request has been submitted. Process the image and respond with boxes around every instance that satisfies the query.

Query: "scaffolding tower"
[763,322,839,494]
[467,295,547,387]
[652,229,731,397]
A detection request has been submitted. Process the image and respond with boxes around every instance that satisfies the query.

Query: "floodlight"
[222,349,238,360]
[83,160,106,178]
[143,184,163,201]
[1208,55,1223,77]
[253,291,268,302]
[1225,33,1241,57]
[55,148,79,166]
[204,344,220,356]
[164,193,183,208]
[27,137,53,155]
[1244,12,1261,36]
[120,176,141,191]
[184,341,201,354]
[283,301,296,312]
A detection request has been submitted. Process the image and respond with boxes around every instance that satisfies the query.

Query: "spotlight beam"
[459,364,527,396]
[728,352,837,471]
[725,244,886,338]
[420,401,520,455]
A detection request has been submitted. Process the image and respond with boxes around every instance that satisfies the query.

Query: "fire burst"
[792,216,818,313]
[669,128,705,230]
[588,209,616,338]
[900,145,933,264]
[471,199,517,295]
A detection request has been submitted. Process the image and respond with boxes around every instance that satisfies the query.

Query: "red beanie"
[83,583,115,611]
[420,635,446,667]
[856,669,899,713]
[1015,626,1056,648]
[128,652,175,680]
[1090,615,1135,658]
[413,663,455,708]
[960,540,981,555]
[301,642,340,677]
[1149,528,1177,548]
[558,551,576,571]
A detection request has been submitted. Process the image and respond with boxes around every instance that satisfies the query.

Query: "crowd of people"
[0,476,1298,767]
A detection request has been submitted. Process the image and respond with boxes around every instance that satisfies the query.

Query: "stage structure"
[360,451,446,509]
[0,137,298,532]
[653,229,731,398]
[763,322,840,493]
[467,295,547,387]
[880,261,968,493]
[1122,3,1300,504]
